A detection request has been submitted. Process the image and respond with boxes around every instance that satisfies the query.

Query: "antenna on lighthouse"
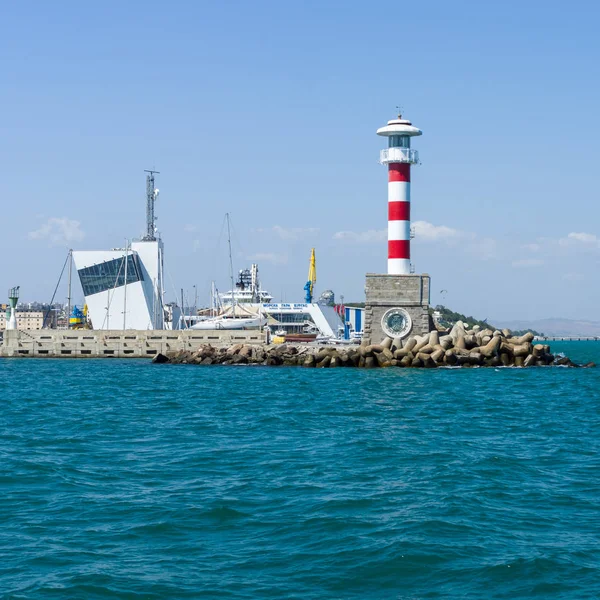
[142,169,160,241]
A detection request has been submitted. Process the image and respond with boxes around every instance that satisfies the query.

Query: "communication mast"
[143,170,160,241]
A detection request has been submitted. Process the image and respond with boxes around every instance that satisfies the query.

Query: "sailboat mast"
[66,249,72,329]
[123,240,128,330]
[226,213,235,307]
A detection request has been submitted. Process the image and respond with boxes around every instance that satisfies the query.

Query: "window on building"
[78,254,144,297]
[389,135,410,149]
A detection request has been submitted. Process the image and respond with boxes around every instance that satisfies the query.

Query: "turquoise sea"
[1,341,599,599]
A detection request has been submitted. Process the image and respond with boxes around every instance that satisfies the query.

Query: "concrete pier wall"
[0,329,266,358]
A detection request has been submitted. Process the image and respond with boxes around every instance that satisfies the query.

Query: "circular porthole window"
[381,307,412,339]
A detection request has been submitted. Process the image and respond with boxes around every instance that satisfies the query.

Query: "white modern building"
[72,171,177,330]
[73,240,166,330]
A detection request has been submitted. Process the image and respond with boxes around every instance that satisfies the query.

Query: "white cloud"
[255,225,319,241]
[523,242,541,252]
[333,221,462,245]
[28,217,84,246]
[412,220,462,242]
[557,232,600,251]
[512,258,544,268]
[247,252,288,265]
[183,224,198,233]
[332,229,386,243]
[566,232,599,245]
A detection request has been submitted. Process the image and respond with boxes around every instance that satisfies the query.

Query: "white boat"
[190,314,266,330]
[184,226,344,338]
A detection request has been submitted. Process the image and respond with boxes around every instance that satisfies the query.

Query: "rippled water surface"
[1,341,599,599]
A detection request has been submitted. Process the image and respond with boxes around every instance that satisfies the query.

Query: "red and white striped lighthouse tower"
[377,113,422,275]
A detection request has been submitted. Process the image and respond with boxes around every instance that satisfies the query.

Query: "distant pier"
[534,336,599,342]
[0,329,267,358]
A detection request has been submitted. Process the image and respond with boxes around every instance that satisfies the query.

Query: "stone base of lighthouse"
[363,273,433,344]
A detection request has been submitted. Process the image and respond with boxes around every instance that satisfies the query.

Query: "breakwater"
[0,329,266,358]
[160,323,593,368]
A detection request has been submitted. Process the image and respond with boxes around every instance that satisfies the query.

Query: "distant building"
[344,307,365,340]
[0,308,58,330]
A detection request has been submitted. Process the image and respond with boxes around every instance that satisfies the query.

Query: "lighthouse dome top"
[377,116,422,137]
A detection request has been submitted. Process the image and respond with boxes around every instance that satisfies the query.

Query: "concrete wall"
[0,329,267,358]
[364,273,430,305]
[364,273,432,343]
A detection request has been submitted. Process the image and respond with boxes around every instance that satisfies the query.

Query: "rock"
[444,350,458,366]
[381,337,393,350]
[316,355,331,368]
[412,337,429,353]
[365,344,385,354]
[479,335,501,358]
[423,355,437,368]
[449,321,466,341]
[428,330,440,346]
[455,335,467,350]
[431,348,445,363]
[512,343,532,358]
[468,351,483,365]
[152,353,170,364]
[393,346,412,358]
[348,351,360,366]
[226,343,244,356]
[485,356,501,367]
[381,348,394,360]
[150,335,578,370]
[403,338,418,353]
[584,362,596,368]
[316,348,332,362]
[439,335,453,349]
[239,345,253,358]
[364,356,377,369]
[303,354,316,367]
[464,334,477,349]
[511,332,535,344]
[400,355,412,367]
[375,351,391,367]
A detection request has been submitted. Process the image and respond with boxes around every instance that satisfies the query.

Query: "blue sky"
[2,0,599,321]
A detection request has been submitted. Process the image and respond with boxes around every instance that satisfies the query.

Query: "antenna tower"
[143,169,160,241]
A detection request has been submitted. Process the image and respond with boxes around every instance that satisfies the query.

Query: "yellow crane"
[304,248,317,303]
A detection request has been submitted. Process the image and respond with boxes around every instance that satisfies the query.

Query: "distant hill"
[496,318,600,337]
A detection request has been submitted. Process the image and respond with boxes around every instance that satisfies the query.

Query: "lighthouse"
[363,111,431,343]
[377,113,422,275]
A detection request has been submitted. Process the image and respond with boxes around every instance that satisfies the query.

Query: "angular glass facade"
[78,254,144,297]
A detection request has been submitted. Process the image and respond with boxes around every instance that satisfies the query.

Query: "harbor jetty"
[158,323,594,369]
[0,329,265,358]
[0,323,593,368]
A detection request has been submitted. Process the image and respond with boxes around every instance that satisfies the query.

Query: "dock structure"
[0,329,267,358]
[534,336,599,342]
